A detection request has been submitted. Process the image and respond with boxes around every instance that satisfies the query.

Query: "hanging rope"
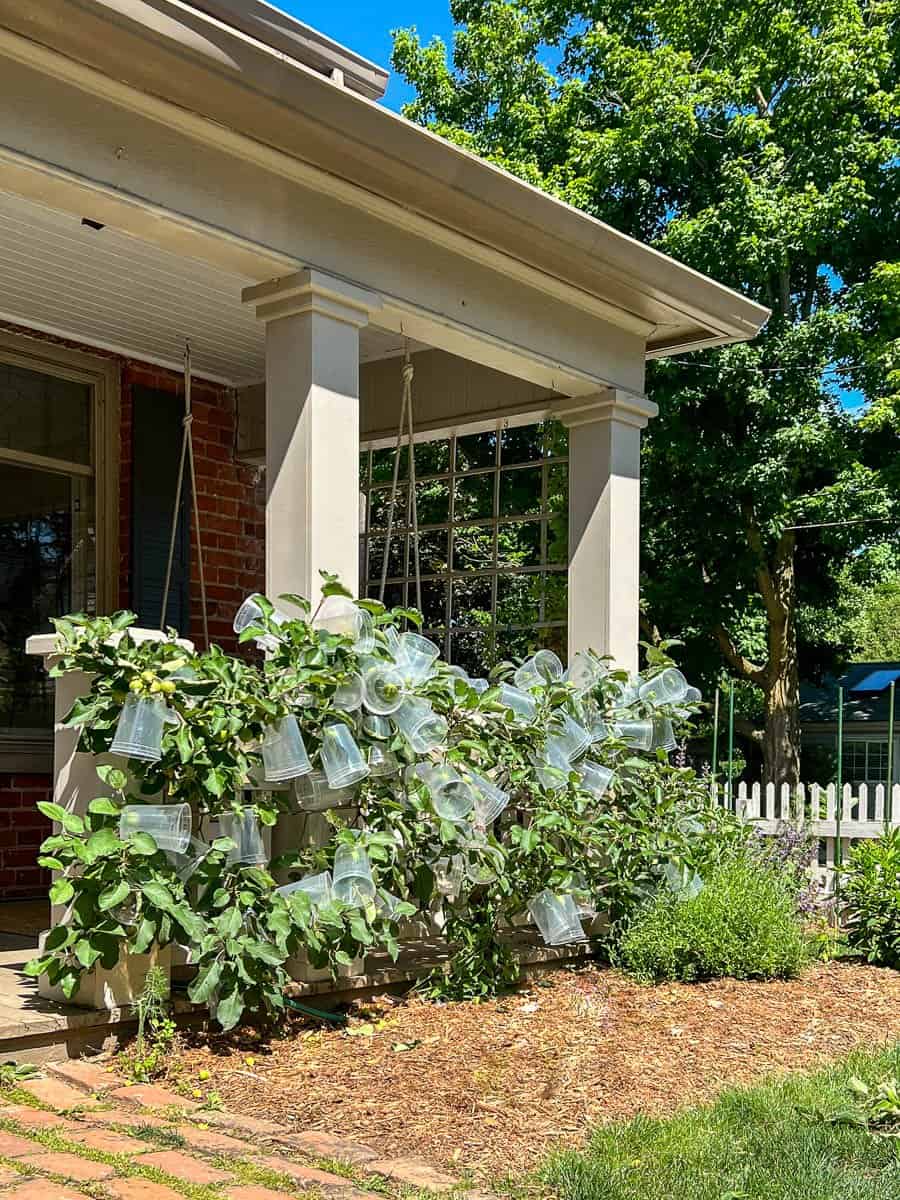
[160,341,210,649]
[378,346,422,614]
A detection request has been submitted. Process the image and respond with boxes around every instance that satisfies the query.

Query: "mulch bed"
[166,962,900,1182]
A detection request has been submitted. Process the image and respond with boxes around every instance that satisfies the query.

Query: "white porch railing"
[712,781,900,892]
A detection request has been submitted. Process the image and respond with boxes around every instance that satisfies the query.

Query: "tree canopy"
[393,0,900,780]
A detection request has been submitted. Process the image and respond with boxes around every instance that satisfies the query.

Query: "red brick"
[85,1109,173,1131]
[138,1150,231,1185]
[282,1131,378,1165]
[20,1151,115,1181]
[21,1078,97,1110]
[0,1169,25,1186]
[106,1181,186,1200]
[0,1105,76,1131]
[47,1059,125,1094]
[173,1125,255,1154]
[0,1130,40,1156]
[190,1110,281,1137]
[368,1158,460,1192]
[64,1128,148,1155]
[225,1189,297,1200]
[4,1182,86,1200]
[255,1156,354,1191]
[108,1085,198,1111]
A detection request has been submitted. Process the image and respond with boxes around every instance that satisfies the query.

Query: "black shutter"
[131,386,190,633]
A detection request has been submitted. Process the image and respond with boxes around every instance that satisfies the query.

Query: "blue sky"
[277,1,455,111]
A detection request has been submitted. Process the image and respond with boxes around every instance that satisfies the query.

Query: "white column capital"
[555,388,658,430]
[242,268,382,328]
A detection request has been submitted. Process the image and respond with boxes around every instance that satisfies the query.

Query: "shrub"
[614,851,810,983]
[841,830,900,969]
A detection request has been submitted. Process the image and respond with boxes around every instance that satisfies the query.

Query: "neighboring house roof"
[800,662,900,725]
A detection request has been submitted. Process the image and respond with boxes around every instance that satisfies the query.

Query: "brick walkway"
[0,1062,483,1200]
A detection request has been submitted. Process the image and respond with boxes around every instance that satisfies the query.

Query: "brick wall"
[0,774,52,900]
[0,324,267,899]
[118,362,266,649]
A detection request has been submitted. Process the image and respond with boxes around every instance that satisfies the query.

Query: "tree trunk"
[761,538,801,784]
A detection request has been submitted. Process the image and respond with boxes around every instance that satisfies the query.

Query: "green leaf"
[61,811,86,835]
[88,797,121,816]
[98,881,130,911]
[85,827,122,861]
[242,939,284,966]
[128,832,159,856]
[96,765,128,792]
[23,956,53,978]
[37,801,67,823]
[44,924,72,952]
[74,939,101,969]
[139,880,175,910]
[188,959,223,1004]
[132,917,156,955]
[49,877,75,905]
[215,987,245,1032]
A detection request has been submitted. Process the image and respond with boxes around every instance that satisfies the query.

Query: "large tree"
[393,0,900,781]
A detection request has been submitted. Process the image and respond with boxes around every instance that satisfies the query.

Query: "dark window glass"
[0,362,91,465]
[454,473,494,521]
[456,431,496,471]
[500,466,542,516]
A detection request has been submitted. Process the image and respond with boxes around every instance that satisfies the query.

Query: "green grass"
[540,1046,900,1200]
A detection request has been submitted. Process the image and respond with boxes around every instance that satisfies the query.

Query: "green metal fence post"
[888,680,896,830]
[727,681,735,809]
[835,685,843,910]
[711,688,720,799]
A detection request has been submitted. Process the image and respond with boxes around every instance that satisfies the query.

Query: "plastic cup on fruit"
[531,739,572,790]
[119,802,191,854]
[233,594,288,652]
[217,809,267,866]
[295,769,356,811]
[651,715,677,752]
[549,712,591,762]
[277,871,333,908]
[362,712,393,740]
[433,855,465,900]
[332,673,364,712]
[514,649,564,692]
[111,695,170,763]
[577,760,615,801]
[332,843,376,904]
[420,764,475,822]
[261,715,312,783]
[528,890,586,946]
[564,650,604,695]
[638,667,689,706]
[361,661,405,715]
[393,697,448,753]
[320,722,369,789]
[465,769,510,826]
[353,608,376,655]
[613,719,654,751]
[165,835,212,883]
[496,683,538,725]
[366,743,399,778]
[394,632,441,684]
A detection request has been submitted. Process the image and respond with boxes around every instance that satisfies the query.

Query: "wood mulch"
[166,962,900,1182]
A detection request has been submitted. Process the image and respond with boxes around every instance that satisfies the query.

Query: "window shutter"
[130,386,190,633]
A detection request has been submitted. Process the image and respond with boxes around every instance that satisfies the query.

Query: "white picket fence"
[712,781,900,893]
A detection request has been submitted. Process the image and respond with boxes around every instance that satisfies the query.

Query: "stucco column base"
[558,390,657,673]
[26,628,191,1007]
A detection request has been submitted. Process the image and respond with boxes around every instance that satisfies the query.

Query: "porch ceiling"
[0,190,422,384]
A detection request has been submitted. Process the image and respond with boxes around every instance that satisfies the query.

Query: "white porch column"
[243,269,382,601]
[558,390,658,673]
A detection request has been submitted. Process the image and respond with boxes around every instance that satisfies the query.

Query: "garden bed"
[164,961,900,1181]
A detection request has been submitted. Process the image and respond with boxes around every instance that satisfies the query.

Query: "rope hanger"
[161,341,209,648]
[378,344,422,615]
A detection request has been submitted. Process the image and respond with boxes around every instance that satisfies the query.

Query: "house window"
[359,421,568,674]
[0,336,117,757]
[842,739,890,787]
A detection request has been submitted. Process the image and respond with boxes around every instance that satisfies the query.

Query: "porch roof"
[0,0,769,360]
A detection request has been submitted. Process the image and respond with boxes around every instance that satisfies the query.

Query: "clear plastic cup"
[233,594,287,652]
[470,677,490,695]
[362,713,392,740]
[393,698,448,753]
[261,715,312,782]
[320,723,369,789]
[332,843,376,904]
[332,674,364,712]
[375,891,406,920]
[353,609,376,655]
[217,810,267,866]
[564,650,604,695]
[496,683,537,725]
[684,686,702,703]
[418,764,475,821]
[165,835,212,883]
[465,769,510,826]
[295,769,356,811]
[549,713,591,762]
[664,862,703,900]
[639,667,689,705]
[433,855,465,899]
[528,890,586,946]
[361,661,405,715]
[119,802,191,853]
[366,743,399,778]
[652,715,677,752]
[394,632,441,683]
[277,871,333,908]
[530,740,572,790]
[514,650,564,692]
[613,719,654,750]
[315,595,365,639]
[111,695,170,762]
[610,676,640,708]
[577,759,615,800]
